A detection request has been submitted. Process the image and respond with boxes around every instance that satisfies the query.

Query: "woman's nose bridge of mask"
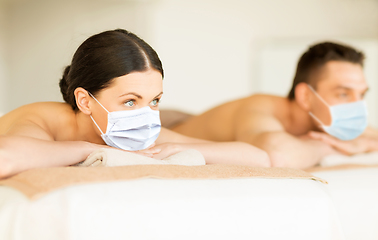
[307,84,332,126]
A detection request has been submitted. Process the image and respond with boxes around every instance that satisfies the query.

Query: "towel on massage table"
[75,148,205,167]
[0,165,326,199]
[320,151,378,167]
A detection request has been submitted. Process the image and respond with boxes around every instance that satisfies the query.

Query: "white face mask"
[88,92,161,151]
[307,85,368,141]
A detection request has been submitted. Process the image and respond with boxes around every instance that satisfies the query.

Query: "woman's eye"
[151,99,159,106]
[124,100,135,107]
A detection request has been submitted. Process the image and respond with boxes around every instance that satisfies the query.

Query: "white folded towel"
[320,151,378,167]
[75,148,206,167]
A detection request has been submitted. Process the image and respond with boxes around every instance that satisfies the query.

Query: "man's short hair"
[287,41,365,100]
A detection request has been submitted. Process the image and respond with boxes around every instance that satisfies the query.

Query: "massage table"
[2,159,378,240]
[0,173,343,240]
[0,148,339,240]
[313,167,378,240]
[2,164,378,240]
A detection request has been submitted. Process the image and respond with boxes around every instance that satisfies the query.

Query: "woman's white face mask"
[307,84,368,141]
[88,92,161,151]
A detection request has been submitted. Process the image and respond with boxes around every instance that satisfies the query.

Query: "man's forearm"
[244,131,337,169]
[362,127,378,152]
[365,137,378,152]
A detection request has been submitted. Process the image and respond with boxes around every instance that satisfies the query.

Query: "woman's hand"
[97,143,161,158]
[143,142,183,160]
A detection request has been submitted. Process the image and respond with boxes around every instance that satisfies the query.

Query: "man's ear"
[74,87,92,115]
[295,83,312,111]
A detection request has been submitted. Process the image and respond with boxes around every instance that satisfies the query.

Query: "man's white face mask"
[307,84,368,141]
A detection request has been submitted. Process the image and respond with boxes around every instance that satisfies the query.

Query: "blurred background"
[0,0,378,126]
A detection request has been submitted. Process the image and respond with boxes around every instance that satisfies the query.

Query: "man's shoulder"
[247,93,287,100]
[233,94,287,133]
[242,94,289,111]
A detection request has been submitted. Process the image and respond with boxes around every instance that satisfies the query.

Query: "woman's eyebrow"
[119,92,143,99]
[153,92,163,99]
[118,92,163,99]
[363,87,369,94]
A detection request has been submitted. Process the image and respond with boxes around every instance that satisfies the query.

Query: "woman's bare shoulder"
[1,102,72,119]
[0,102,75,137]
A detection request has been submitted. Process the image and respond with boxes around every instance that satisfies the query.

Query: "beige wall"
[0,0,8,112]
[3,0,155,112]
[1,0,378,119]
[151,0,378,114]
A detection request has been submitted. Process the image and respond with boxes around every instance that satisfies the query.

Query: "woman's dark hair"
[287,41,364,100]
[59,29,164,110]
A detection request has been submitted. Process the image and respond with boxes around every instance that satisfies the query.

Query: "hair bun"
[59,65,71,104]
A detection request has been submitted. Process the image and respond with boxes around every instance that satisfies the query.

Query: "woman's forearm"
[177,141,271,167]
[0,135,99,179]
[155,128,270,167]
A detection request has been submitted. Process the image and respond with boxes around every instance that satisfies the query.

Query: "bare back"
[172,94,298,141]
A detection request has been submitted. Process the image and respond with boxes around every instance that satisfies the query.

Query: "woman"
[0,29,269,179]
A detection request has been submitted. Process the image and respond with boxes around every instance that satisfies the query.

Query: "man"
[171,42,378,169]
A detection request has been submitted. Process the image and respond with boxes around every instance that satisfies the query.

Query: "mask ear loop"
[89,115,105,135]
[307,85,330,107]
[307,84,331,127]
[308,112,326,127]
[88,92,109,135]
[88,92,110,113]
